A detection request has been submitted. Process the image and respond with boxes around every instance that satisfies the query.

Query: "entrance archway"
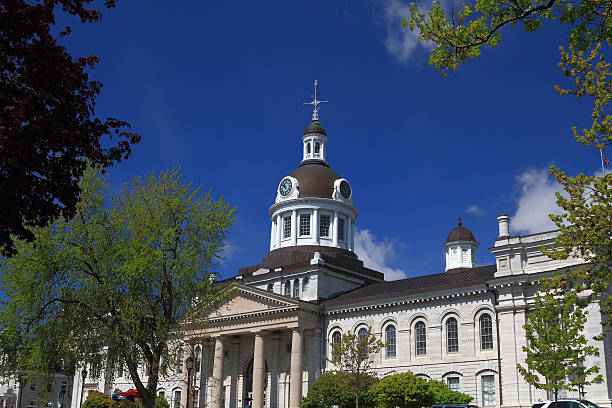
[243,359,268,408]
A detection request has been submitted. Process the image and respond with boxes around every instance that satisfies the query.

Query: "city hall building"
[70,109,612,408]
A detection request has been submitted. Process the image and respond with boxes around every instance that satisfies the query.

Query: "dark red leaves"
[0,0,140,255]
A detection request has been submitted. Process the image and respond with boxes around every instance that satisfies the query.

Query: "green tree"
[427,379,473,404]
[517,289,602,401]
[404,0,612,339]
[83,391,120,408]
[327,327,384,408]
[369,372,433,408]
[301,372,377,408]
[0,168,235,408]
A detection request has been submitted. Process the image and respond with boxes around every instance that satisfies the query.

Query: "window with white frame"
[415,321,426,355]
[284,280,291,296]
[314,142,320,157]
[447,376,460,392]
[293,279,300,298]
[267,283,273,292]
[303,277,309,294]
[173,390,181,408]
[176,349,183,373]
[481,375,496,405]
[385,324,396,358]
[299,214,311,236]
[283,216,291,239]
[158,390,166,399]
[357,327,368,359]
[319,215,330,237]
[306,143,311,155]
[331,331,341,358]
[338,217,345,241]
[480,314,494,350]
[446,317,459,352]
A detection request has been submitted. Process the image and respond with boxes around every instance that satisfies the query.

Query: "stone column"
[252,333,265,408]
[332,211,338,246]
[288,329,303,408]
[313,208,319,245]
[270,332,280,408]
[291,210,297,245]
[230,337,241,408]
[276,215,282,248]
[270,218,275,251]
[212,337,225,408]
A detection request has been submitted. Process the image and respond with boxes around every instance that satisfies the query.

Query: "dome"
[445,217,476,243]
[288,160,340,198]
[304,120,326,135]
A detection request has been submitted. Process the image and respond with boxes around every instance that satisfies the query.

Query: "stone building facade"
[71,113,612,408]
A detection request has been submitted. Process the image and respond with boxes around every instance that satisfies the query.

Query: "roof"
[289,160,341,198]
[322,264,497,307]
[445,217,476,243]
[304,120,326,135]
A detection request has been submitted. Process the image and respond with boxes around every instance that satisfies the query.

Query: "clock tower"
[268,85,357,252]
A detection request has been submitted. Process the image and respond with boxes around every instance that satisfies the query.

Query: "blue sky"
[57,1,601,280]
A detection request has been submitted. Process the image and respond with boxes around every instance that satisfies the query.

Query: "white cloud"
[466,204,486,216]
[511,169,561,234]
[219,241,242,264]
[354,228,407,280]
[382,0,431,63]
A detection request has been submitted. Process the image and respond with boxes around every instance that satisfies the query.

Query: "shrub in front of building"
[428,379,473,404]
[301,372,377,408]
[83,391,120,408]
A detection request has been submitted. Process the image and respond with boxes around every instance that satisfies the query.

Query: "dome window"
[284,281,291,296]
[337,217,346,242]
[306,143,311,156]
[293,279,300,298]
[299,214,311,236]
[314,142,320,157]
[319,215,331,237]
[283,216,292,239]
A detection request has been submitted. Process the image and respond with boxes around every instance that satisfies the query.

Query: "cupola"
[443,217,478,272]
[302,121,328,162]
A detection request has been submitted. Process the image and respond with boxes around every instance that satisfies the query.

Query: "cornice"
[269,197,358,218]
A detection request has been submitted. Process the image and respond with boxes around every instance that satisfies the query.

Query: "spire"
[303,79,328,121]
[458,216,462,226]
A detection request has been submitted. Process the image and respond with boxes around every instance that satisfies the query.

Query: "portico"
[181,285,321,408]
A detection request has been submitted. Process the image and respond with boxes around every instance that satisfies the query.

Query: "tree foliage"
[427,379,473,404]
[0,0,140,256]
[0,167,235,408]
[301,372,377,408]
[327,328,384,408]
[517,288,602,400]
[83,391,120,408]
[370,372,433,408]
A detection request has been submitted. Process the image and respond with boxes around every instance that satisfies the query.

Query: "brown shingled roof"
[322,264,496,307]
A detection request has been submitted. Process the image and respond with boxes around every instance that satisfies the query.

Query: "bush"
[137,396,170,408]
[370,372,433,408]
[83,391,120,408]
[428,379,473,404]
[301,372,377,408]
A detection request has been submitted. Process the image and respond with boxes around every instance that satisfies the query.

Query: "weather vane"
[303,79,328,121]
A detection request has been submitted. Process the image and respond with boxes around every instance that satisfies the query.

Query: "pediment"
[209,286,297,319]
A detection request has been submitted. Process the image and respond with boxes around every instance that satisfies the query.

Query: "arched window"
[293,279,300,298]
[306,143,311,154]
[331,331,341,358]
[284,280,291,296]
[480,314,494,350]
[446,317,459,353]
[314,142,320,155]
[267,283,273,292]
[303,277,309,293]
[385,325,396,358]
[357,327,368,359]
[415,321,426,355]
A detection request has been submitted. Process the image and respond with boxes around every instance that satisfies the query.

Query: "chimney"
[497,214,510,237]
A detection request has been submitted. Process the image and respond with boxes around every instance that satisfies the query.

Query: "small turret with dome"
[269,81,357,252]
[443,217,479,272]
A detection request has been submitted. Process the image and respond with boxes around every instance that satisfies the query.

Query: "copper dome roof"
[445,218,477,243]
[288,160,340,198]
[304,120,326,135]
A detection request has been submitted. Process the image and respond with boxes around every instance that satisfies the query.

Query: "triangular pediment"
[208,285,298,319]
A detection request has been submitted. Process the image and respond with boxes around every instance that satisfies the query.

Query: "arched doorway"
[243,359,268,408]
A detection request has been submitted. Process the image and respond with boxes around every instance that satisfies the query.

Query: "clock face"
[279,178,293,197]
[340,180,351,199]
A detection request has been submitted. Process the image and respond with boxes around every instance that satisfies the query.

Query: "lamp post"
[185,357,194,408]
[79,369,87,408]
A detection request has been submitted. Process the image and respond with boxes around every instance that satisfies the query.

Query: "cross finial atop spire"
[303,79,328,121]
[458,216,462,226]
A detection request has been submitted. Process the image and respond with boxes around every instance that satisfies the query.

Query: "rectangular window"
[319,215,330,237]
[283,216,291,239]
[173,391,181,408]
[482,375,495,405]
[177,349,184,374]
[338,217,345,241]
[447,377,460,392]
[299,214,310,236]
